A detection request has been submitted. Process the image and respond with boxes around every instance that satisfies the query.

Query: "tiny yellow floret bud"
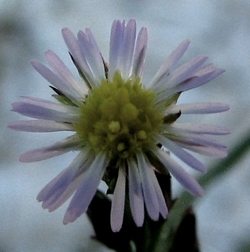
[117,142,126,152]
[108,121,121,133]
[137,130,147,140]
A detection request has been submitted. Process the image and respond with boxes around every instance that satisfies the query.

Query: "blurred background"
[1,0,250,251]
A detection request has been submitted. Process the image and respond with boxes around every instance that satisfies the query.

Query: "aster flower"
[9,19,229,232]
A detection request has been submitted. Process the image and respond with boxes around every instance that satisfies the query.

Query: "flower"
[9,19,229,232]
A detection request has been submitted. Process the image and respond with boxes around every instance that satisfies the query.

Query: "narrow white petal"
[77,29,105,83]
[167,102,229,114]
[109,20,124,80]
[42,171,85,211]
[31,60,83,103]
[150,40,191,88]
[45,50,87,97]
[63,153,109,224]
[61,27,97,87]
[148,168,168,218]
[132,27,148,77]
[174,68,225,93]
[119,19,136,78]
[154,148,204,196]
[19,135,80,162]
[128,159,144,227]
[40,152,95,212]
[111,164,126,232]
[167,131,227,149]
[155,69,225,104]
[169,123,230,135]
[8,120,73,132]
[157,135,206,173]
[11,96,78,122]
[137,153,159,221]
[154,56,208,93]
[37,151,89,202]
[178,142,227,158]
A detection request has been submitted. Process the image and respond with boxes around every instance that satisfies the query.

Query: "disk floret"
[73,72,163,160]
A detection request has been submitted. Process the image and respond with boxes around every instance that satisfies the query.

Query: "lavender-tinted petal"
[148,168,168,218]
[168,132,227,149]
[45,50,87,97]
[109,20,124,80]
[119,19,136,79]
[150,40,191,88]
[63,153,108,224]
[174,68,225,93]
[157,135,206,173]
[154,149,204,196]
[128,159,144,227]
[178,142,228,158]
[77,29,105,83]
[37,151,88,201]
[19,135,80,162]
[132,27,148,77]
[137,153,159,221]
[169,123,230,135]
[154,56,208,94]
[43,172,84,211]
[162,56,208,89]
[155,68,225,104]
[167,102,229,114]
[11,96,78,122]
[61,28,96,87]
[8,120,73,132]
[38,152,94,211]
[31,60,80,102]
[110,164,126,232]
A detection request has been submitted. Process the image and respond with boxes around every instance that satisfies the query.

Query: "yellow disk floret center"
[73,72,163,160]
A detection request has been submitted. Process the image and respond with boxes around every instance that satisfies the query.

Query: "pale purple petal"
[45,50,88,97]
[154,149,204,196]
[157,135,206,173]
[132,27,148,77]
[148,168,168,218]
[163,56,208,88]
[110,164,126,232]
[118,19,136,78]
[31,60,81,102]
[167,102,229,114]
[155,68,225,104]
[77,29,105,83]
[178,142,228,158]
[38,152,94,211]
[174,68,225,93]
[63,153,109,224]
[19,135,80,162]
[128,159,144,227]
[61,28,97,87]
[150,40,191,88]
[8,120,73,132]
[42,171,85,211]
[169,123,230,135]
[109,20,124,80]
[154,56,208,93]
[167,132,227,149]
[137,153,159,221]
[11,96,78,122]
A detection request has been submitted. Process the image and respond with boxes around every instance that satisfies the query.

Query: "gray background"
[1,0,250,251]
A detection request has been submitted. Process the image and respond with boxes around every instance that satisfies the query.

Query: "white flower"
[9,19,229,232]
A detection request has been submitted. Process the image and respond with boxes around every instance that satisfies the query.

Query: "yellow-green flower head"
[9,19,229,232]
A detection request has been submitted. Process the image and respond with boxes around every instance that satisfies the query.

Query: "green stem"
[152,130,250,252]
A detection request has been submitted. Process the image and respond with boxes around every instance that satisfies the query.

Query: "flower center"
[73,72,163,160]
